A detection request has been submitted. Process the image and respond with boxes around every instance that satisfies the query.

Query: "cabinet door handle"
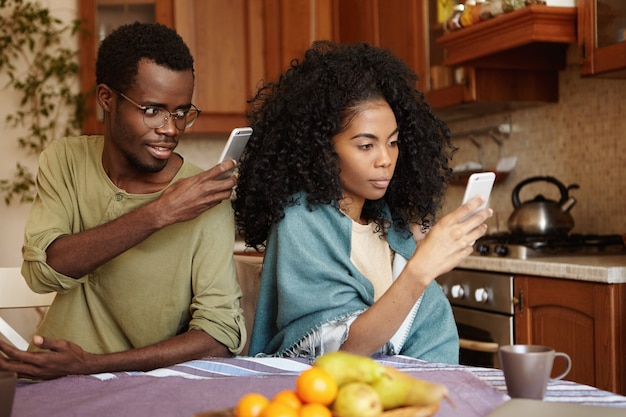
[513,289,523,314]
[459,338,499,353]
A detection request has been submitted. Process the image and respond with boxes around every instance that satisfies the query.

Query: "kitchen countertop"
[459,254,626,284]
[235,241,626,284]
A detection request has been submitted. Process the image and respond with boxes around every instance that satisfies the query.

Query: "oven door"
[452,305,513,369]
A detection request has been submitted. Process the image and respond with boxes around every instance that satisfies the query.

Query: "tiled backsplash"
[439,57,626,235]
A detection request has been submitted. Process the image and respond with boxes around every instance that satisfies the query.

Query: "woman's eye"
[358,143,373,150]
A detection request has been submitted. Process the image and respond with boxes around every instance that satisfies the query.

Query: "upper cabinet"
[79,0,174,135]
[79,0,334,135]
[578,0,626,77]
[79,1,592,131]
[172,0,263,133]
[174,0,333,133]
[334,1,576,122]
[334,0,428,91]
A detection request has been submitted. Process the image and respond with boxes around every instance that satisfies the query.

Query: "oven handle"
[459,338,500,353]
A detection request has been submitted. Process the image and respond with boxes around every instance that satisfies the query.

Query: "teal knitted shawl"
[249,192,459,364]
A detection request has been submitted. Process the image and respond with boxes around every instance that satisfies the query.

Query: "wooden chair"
[0,267,55,350]
[233,254,263,356]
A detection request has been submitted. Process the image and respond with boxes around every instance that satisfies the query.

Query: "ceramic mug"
[0,370,17,417]
[498,344,571,400]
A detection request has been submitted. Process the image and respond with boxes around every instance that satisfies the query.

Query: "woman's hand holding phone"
[405,173,495,285]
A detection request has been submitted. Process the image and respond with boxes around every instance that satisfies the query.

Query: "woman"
[233,41,492,363]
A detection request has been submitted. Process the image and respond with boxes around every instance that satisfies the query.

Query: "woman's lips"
[370,178,391,188]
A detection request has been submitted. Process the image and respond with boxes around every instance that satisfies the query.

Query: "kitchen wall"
[0,0,77,267]
[439,46,626,236]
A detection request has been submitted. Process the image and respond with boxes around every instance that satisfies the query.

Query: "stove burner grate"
[473,233,626,258]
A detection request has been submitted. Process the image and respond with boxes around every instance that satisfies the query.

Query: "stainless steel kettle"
[507,176,579,236]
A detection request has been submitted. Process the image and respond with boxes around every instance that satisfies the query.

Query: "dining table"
[10,355,626,417]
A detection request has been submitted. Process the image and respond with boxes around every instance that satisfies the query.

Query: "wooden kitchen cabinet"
[79,0,334,135]
[334,1,574,122]
[172,0,263,133]
[174,0,334,133]
[333,0,428,91]
[578,0,626,77]
[514,275,626,395]
[79,0,174,135]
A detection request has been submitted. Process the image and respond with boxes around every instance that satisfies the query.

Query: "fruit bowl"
[193,403,439,417]
[195,352,449,417]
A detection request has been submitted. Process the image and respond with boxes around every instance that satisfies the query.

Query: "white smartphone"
[216,127,252,179]
[461,171,496,222]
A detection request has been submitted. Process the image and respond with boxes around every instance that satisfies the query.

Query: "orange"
[295,367,338,406]
[259,400,300,417]
[235,392,270,417]
[299,403,333,417]
[272,389,303,410]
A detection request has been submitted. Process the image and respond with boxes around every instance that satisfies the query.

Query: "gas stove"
[472,233,626,259]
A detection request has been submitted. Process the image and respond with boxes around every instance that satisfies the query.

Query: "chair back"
[0,267,55,350]
[234,255,263,356]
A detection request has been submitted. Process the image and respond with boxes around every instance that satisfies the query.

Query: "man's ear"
[96,84,114,112]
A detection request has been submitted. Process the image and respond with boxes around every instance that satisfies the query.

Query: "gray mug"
[0,371,17,417]
[499,344,571,400]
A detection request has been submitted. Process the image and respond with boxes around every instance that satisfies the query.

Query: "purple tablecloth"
[11,356,626,417]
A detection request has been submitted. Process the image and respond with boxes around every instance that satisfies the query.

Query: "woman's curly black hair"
[234,41,455,250]
[96,21,194,93]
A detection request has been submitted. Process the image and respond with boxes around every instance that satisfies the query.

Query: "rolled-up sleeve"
[188,202,247,354]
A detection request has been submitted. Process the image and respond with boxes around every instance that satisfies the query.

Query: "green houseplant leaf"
[0,0,85,205]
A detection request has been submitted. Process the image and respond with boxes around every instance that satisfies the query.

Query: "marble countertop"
[459,254,626,284]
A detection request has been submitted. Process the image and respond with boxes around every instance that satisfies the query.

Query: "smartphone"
[461,171,496,222]
[216,127,252,179]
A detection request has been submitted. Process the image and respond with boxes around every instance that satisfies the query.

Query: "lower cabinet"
[514,275,626,395]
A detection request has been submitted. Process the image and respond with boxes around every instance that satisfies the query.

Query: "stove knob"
[494,244,509,257]
[474,288,489,303]
[476,243,490,256]
[450,284,465,299]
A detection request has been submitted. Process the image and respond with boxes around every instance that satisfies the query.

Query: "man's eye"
[143,107,162,117]
[172,110,187,120]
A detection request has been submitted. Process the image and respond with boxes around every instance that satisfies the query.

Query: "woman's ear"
[96,84,114,112]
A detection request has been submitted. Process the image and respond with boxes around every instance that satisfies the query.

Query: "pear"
[331,382,383,417]
[370,365,449,410]
[314,351,385,386]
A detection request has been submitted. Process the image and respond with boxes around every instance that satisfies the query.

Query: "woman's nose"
[376,147,393,167]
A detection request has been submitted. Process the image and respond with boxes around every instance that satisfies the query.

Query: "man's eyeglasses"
[114,89,201,130]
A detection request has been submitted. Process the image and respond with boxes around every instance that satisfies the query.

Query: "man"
[0,22,246,379]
